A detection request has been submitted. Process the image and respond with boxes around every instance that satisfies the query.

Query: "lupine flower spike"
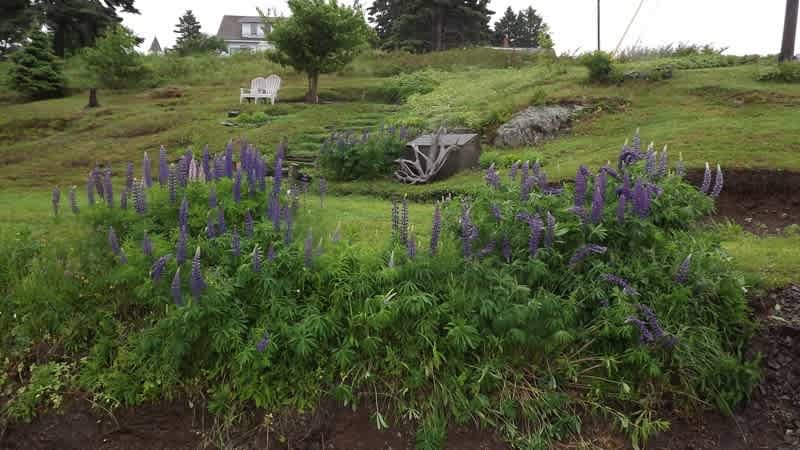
[190,246,206,299]
[103,170,113,209]
[159,146,169,186]
[142,231,153,258]
[400,196,409,246]
[485,164,501,190]
[700,162,711,194]
[430,203,442,256]
[256,331,270,353]
[108,226,121,256]
[711,164,723,198]
[252,245,262,272]
[231,229,240,258]
[601,274,639,296]
[52,187,60,217]
[675,254,692,284]
[545,212,556,248]
[142,152,152,188]
[407,232,417,259]
[69,186,79,215]
[150,254,170,282]
[569,244,607,268]
[179,196,189,230]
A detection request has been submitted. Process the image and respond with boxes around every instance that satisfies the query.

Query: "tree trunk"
[87,88,99,108]
[305,72,319,104]
[780,0,799,62]
[54,24,66,58]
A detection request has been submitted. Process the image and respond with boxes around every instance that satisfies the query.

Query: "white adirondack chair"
[240,75,282,104]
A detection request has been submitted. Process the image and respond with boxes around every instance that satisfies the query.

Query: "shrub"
[0,135,757,449]
[318,127,410,181]
[581,51,616,83]
[757,61,800,83]
[8,30,66,100]
[236,111,270,125]
[82,25,151,89]
[380,70,440,103]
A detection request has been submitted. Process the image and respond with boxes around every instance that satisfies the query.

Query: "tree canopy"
[267,0,370,103]
[9,29,65,99]
[82,25,149,89]
[491,5,547,48]
[368,0,493,52]
[172,10,225,55]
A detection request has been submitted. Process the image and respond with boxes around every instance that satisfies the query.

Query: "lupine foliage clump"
[0,134,756,449]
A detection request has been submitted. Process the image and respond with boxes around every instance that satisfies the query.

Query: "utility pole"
[597,0,601,51]
[780,0,799,62]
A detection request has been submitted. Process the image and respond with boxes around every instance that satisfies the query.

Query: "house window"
[241,23,265,38]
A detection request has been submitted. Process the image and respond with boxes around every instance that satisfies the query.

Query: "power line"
[613,0,647,56]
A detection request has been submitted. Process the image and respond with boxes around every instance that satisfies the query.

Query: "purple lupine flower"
[532,160,541,177]
[272,146,283,196]
[176,226,187,265]
[645,147,657,177]
[568,244,607,268]
[616,191,628,224]
[568,205,586,223]
[521,161,530,183]
[168,164,177,204]
[638,304,665,339]
[69,186,79,215]
[86,175,95,206]
[120,187,127,209]
[256,331,270,353]
[304,229,313,268]
[171,268,182,306]
[632,129,641,152]
[391,199,400,240]
[479,240,496,258]
[675,153,686,177]
[590,170,607,224]
[190,246,205,299]
[92,166,104,200]
[600,164,621,181]
[125,162,134,192]
[256,156,266,192]
[626,317,654,344]
[618,146,643,171]
[233,170,242,203]
[142,152,152,188]
[574,165,590,211]
[209,186,217,209]
[675,254,692,284]
[217,207,226,234]
[206,214,216,239]
[52,187,60,217]
[520,176,535,202]
[131,180,146,214]
[201,145,211,181]
[485,164,501,190]
[600,274,639,296]
[501,235,512,263]
[657,147,668,178]
[510,161,519,182]
[490,204,503,222]
[108,226,121,256]
[318,177,327,208]
[142,231,153,258]
[103,170,113,209]
[633,180,650,219]
[231,229,240,258]
[545,212,556,249]
[244,211,254,237]
[283,205,294,245]
[176,154,188,187]
[711,164,723,198]
[460,203,479,258]
[527,214,543,258]
[159,146,169,186]
[700,162,711,194]
[406,232,417,259]
[252,245,262,272]
[214,155,225,180]
[430,204,442,256]
[179,196,189,230]
[150,254,170,282]
[225,142,234,178]
[400,196,409,245]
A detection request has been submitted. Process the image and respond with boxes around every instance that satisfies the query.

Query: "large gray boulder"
[493,104,583,148]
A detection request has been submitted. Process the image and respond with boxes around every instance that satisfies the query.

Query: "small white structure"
[240,75,282,104]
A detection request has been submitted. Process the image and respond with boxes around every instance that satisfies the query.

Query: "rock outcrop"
[493,104,583,148]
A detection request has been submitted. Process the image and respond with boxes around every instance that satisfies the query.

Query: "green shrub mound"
[318,127,411,181]
[1,137,756,449]
[757,61,800,83]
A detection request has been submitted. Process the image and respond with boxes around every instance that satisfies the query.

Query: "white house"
[216,15,278,54]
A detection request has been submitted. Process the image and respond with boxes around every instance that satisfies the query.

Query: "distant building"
[148,36,162,54]
[216,14,279,54]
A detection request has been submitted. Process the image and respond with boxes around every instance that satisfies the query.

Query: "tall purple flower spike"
[406,232,417,259]
[209,186,217,209]
[103,170,113,209]
[142,152,152,188]
[568,244,607,268]
[202,145,211,181]
[159,146,169,186]
[430,203,442,256]
[142,231,153,258]
[545,212,556,249]
[590,170,607,224]
[675,254,692,284]
[460,203,477,258]
[528,214,543,258]
[69,186,79,215]
[574,165,590,211]
[52,187,60,217]
[179,196,189,230]
[509,161,519,182]
[501,235,512,263]
[126,162,134,192]
[400,196,409,246]
[711,164,723,198]
[190,246,206,299]
[231,230,240,258]
[108,226,121,256]
[168,164,177,204]
[244,211,254,237]
[233,170,242,203]
[150,254,170,282]
[700,162,712,194]
[256,331,270,353]
[252,245,262,273]
[633,180,650,219]
[217,208,227,234]
[485,164,501,190]
[600,274,639,296]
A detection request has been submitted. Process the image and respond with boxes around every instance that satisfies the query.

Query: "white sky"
[123,0,793,56]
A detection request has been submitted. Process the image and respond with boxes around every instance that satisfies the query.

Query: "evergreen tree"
[0,0,35,56]
[9,29,66,100]
[173,10,225,55]
[492,7,517,46]
[368,0,492,52]
[492,5,547,48]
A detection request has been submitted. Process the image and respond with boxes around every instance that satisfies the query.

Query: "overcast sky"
[123,0,792,56]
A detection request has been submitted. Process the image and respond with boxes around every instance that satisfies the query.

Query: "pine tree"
[492,5,546,48]
[174,10,202,48]
[9,30,66,100]
[518,7,544,48]
[492,7,517,46]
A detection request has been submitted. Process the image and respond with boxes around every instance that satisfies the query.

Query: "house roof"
[407,134,479,147]
[217,15,278,42]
